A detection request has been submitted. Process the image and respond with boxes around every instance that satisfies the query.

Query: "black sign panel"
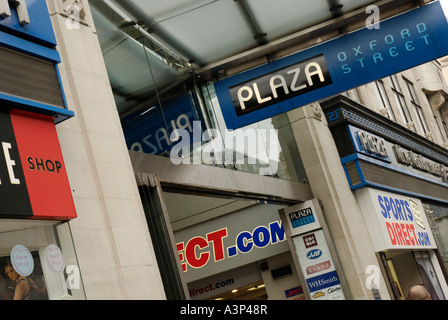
[229,54,332,116]
[0,111,32,218]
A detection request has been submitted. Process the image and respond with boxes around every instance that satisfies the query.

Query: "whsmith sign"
[214,2,448,129]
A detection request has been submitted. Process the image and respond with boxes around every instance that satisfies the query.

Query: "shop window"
[388,75,412,124]
[201,82,307,182]
[423,202,448,274]
[404,78,430,134]
[0,221,85,300]
[374,79,396,121]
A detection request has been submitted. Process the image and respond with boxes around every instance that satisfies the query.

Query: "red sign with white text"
[0,109,76,220]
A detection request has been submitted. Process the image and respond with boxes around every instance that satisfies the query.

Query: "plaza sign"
[214,2,448,129]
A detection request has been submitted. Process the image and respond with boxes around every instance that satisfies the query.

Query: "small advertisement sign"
[280,199,322,236]
[293,230,345,300]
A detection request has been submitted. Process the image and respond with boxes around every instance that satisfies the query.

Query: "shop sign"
[174,204,288,283]
[0,0,74,123]
[292,229,345,300]
[214,2,448,129]
[0,109,76,220]
[0,0,56,46]
[281,200,345,300]
[346,125,448,184]
[187,263,261,300]
[355,188,436,251]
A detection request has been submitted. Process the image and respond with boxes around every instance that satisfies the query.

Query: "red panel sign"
[10,109,76,220]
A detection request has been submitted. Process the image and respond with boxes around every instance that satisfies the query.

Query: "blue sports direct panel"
[214,2,448,129]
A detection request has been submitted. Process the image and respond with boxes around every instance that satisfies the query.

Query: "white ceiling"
[89,0,419,115]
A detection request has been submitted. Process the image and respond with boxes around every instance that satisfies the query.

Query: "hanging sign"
[214,2,448,129]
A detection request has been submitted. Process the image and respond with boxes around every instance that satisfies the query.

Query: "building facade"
[1,0,448,300]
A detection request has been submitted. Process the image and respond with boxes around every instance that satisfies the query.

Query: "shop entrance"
[161,189,304,300]
[381,250,445,300]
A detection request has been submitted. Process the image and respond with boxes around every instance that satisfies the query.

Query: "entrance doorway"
[382,251,445,300]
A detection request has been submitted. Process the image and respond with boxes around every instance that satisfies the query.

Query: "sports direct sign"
[356,188,436,251]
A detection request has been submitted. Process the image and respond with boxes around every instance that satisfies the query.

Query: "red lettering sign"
[10,110,76,219]
[177,228,228,271]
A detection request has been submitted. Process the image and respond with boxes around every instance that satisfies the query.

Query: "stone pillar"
[287,104,390,300]
[46,0,166,299]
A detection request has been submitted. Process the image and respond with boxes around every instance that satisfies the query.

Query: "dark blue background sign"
[0,0,56,47]
[214,2,448,129]
[121,93,201,155]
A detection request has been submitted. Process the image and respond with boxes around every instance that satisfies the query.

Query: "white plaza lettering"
[237,61,326,110]
[0,0,30,25]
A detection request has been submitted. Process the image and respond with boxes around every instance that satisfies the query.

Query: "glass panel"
[423,202,448,274]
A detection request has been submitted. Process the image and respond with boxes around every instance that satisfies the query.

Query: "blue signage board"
[0,0,74,123]
[214,2,448,129]
[0,0,57,47]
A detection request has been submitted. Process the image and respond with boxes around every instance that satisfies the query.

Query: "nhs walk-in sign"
[214,1,448,129]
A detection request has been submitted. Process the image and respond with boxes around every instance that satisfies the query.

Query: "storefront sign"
[355,188,436,251]
[0,109,76,220]
[0,0,56,46]
[346,125,448,185]
[174,204,288,283]
[281,200,321,236]
[187,263,261,300]
[0,0,74,123]
[214,2,448,129]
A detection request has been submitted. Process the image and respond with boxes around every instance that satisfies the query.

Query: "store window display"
[0,221,85,300]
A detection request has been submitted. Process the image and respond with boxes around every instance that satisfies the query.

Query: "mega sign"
[214,2,448,129]
[176,221,285,272]
[0,109,76,220]
[174,204,289,283]
[356,188,436,251]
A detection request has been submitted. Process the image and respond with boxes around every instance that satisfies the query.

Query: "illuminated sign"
[356,188,436,251]
[0,109,76,220]
[214,2,448,129]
